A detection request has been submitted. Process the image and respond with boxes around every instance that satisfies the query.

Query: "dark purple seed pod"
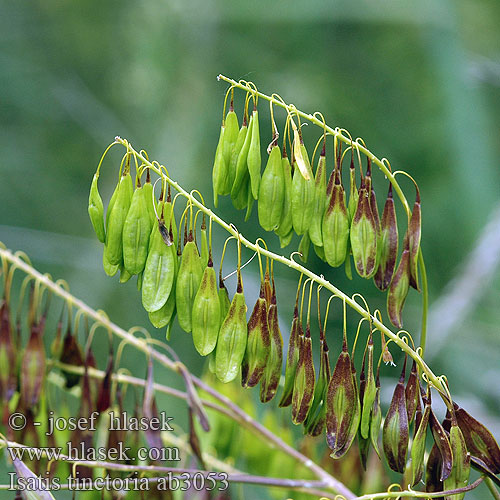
[387,241,411,328]
[408,187,422,291]
[405,359,419,425]
[429,407,453,481]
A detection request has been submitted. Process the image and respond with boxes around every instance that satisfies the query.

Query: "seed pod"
[21,318,46,409]
[347,151,358,222]
[102,250,119,277]
[221,102,239,195]
[314,243,326,262]
[232,171,250,210]
[454,404,500,474]
[275,149,293,238]
[88,173,105,243]
[244,180,255,221]
[59,326,84,388]
[0,301,17,402]
[119,263,132,283]
[370,369,382,458]
[291,139,315,235]
[382,357,409,473]
[374,183,398,291]
[350,176,378,278]
[279,230,294,249]
[218,278,231,328]
[443,417,470,500]
[12,458,56,500]
[241,284,270,388]
[212,124,226,208]
[192,258,220,356]
[426,443,444,496]
[231,113,254,198]
[405,359,419,425]
[326,333,361,458]
[430,407,453,481]
[96,353,113,412]
[228,112,248,191]
[142,221,176,313]
[176,234,204,333]
[142,169,157,225]
[387,242,411,328]
[258,144,285,231]
[360,334,376,439]
[309,146,327,247]
[122,182,152,275]
[215,272,247,384]
[298,232,311,263]
[260,276,283,403]
[323,167,350,268]
[105,170,133,265]
[148,290,176,329]
[408,187,422,291]
[199,216,209,269]
[247,108,261,200]
[411,387,431,486]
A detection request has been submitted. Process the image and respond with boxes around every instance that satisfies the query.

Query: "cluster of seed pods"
[212,87,423,329]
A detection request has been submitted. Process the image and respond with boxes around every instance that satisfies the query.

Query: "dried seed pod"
[215,269,247,384]
[408,186,421,291]
[258,144,285,231]
[350,176,378,278]
[405,359,419,425]
[221,102,240,195]
[429,407,453,481]
[382,357,409,473]
[387,243,411,328]
[192,258,220,356]
[59,326,84,388]
[309,145,327,247]
[426,443,444,496]
[0,301,17,402]
[231,113,254,199]
[443,417,470,500]
[374,183,398,291]
[88,173,105,243]
[291,138,315,235]
[122,182,152,275]
[21,318,46,409]
[247,108,261,200]
[360,334,376,439]
[275,149,293,238]
[411,387,431,486]
[176,234,204,333]
[96,354,113,413]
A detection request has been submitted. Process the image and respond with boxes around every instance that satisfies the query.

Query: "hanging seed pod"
[298,232,311,263]
[105,167,133,266]
[0,301,17,402]
[291,138,315,236]
[408,186,422,291]
[228,110,248,191]
[59,326,84,388]
[199,215,209,270]
[260,274,283,403]
[102,251,119,277]
[142,168,157,225]
[443,415,470,500]
[370,368,382,458]
[405,359,419,425]
[215,244,248,384]
[212,123,226,208]
[232,171,250,210]
[245,180,255,221]
[88,173,105,243]
[176,232,204,333]
[309,145,327,247]
[382,357,409,473]
[96,353,113,413]
[275,148,293,238]
[347,150,358,223]
[360,333,376,440]
[141,220,176,313]
[247,107,261,200]
[454,404,500,474]
[387,241,411,329]
[192,256,220,356]
[411,386,431,486]
[122,179,152,275]
[350,175,378,278]
[374,183,398,291]
[426,443,444,496]
[258,144,285,231]
[279,231,294,250]
[429,407,453,481]
[326,319,361,458]
[231,112,254,199]
[218,279,231,328]
[221,99,240,195]
[21,317,46,409]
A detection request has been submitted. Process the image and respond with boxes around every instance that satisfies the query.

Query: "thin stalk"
[486,477,500,500]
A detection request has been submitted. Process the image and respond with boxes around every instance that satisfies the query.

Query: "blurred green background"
[1,0,499,498]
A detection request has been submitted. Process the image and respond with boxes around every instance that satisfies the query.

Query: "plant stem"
[0,247,355,499]
[486,477,500,500]
[217,73,430,355]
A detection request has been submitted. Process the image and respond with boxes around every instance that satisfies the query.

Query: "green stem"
[486,477,500,500]
[217,74,429,355]
[114,138,446,398]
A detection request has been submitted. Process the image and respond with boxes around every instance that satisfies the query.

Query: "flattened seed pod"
[374,183,398,291]
[228,112,248,191]
[408,187,422,291]
[298,232,311,263]
[247,108,261,200]
[231,113,253,198]
[88,173,106,243]
[405,359,419,425]
[309,146,327,247]
[192,258,220,356]
[411,388,431,486]
[199,217,209,269]
[258,144,285,231]
[370,370,382,458]
[212,124,226,208]
[232,171,250,210]
[429,407,453,481]
[176,235,204,333]
[275,149,293,238]
[279,230,294,249]
[142,170,157,225]
[387,243,411,328]
[218,278,231,328]
[221,102,240,195]
[360,334,376,439]
[443,417,470,500]
[347,152,359,223]
[426,443,444,495]
[382,358,409,473]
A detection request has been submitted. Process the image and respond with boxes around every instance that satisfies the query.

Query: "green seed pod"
[326,335,361,458]
[199,216,209,270]
[119,263,132,283]
[122,183,152,275]
[374,183,398,291]
[405,359,419,425]
[102,250,119,277]
[258,144,285,231]
[215,276,248,384]
[382,358,409,473]
[244,180,255,221]
[387,244,411,328]
[212,124,226,208]
[411,388,431,486]
[247,108,261,199]
[314,243,326,262]
[105,171,133,265]
[408,187,422,291]
[347,152,358,223]
[279,230,294,249]
[291,143,315,235]
[148,290,176,329]
[221,104,239,195]
[292,325,315,425]
[370,371,382,458]
[350,177,378,278]
[0,302,17,402]
[141,222,176,313]
[88,173,106,243]
[443,419,470,500]
[241,285,270,388]
[231,113,254,198]
[429,408,453,481]
[192,260,220,356]
[260,277,283,403]
[228,111,248,191]
[232,171,250,210]
[322,169,350,268]
[298,232,311,263]
[218,278,231,328]
[275,150,293,238]
[176,235,204,333]
[309,145,327,247]
[360,334,376,439]
[142,169,157,225]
